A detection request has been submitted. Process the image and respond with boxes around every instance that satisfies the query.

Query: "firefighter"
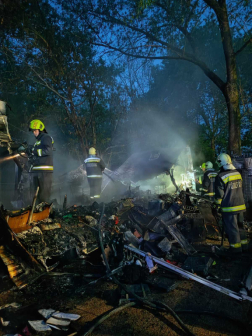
[215,153,248,255]
[200,161,218,200]
[84,147,105,199]
[28,120,53,203]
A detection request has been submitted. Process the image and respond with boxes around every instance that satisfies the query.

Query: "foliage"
[0,0,126,160]
[0,0,252,170]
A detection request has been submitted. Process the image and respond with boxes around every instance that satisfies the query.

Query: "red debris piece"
[22,325,32,336]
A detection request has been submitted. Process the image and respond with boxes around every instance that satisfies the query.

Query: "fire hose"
[79,206,249,336]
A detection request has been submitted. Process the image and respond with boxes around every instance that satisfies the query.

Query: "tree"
[0,0,127,161]
[69,0,252,154]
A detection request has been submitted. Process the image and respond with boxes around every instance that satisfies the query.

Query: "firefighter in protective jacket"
[215,153,247,254]
[200,161,217,200]
[84,147,105,199]
[29,119,53,203]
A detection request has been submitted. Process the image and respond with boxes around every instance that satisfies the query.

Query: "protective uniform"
[29,120,54,203]
[84,148,105,199]
[200,161,217,200]
[215,154,247,253]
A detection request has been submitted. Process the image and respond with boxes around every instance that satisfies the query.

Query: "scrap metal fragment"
[46,317,70,327]
[38,309,56,319]
[125,245,252,302]
[27,187,39,226]
[165,223,197,255]
[52,312,80,321]
[28,320,52,333]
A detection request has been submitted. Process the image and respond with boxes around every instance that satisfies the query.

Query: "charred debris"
[0,188,252,335]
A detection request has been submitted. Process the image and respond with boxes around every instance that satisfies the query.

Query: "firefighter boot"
[239,229,248,252]
[214,245,242,258]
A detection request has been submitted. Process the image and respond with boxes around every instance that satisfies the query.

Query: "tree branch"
[27,64,71,102]
[155,1,197,53]
[235,37,252,56]
[91,10,183,54]
[93,42,226,91]
[203,0,220,12]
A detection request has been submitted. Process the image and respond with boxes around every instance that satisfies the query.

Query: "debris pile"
[0,190,252,335]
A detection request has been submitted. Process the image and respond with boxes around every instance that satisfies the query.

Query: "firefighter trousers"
[87,177,102,198]
[222,213,247,251]
[31,172,53,204]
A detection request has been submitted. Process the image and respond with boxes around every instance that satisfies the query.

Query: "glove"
[26,145,34,156]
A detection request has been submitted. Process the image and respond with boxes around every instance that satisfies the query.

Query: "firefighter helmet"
[205,161,213,169]
[89,147,96,155]
[29,119,45,131]
[201,163,206,170]
[216,153,232,167]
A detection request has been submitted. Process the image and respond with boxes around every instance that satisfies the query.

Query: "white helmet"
[205,161,213,169]
[216,153,232,167]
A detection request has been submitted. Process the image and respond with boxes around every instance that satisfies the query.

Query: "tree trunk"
[223,84,241,154]
[215,0,241,154]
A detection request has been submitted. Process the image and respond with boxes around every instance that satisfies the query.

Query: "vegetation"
[0,0,252,167]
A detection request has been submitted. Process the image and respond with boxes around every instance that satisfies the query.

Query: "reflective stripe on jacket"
[215,168,246,213]
[202,169,217,196]
[84,155,105,178]
[30,132,54,172]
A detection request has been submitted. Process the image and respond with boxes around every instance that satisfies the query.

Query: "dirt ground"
[0,239,252,336]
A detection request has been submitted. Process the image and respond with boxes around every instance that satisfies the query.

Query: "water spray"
[0,153,26,164]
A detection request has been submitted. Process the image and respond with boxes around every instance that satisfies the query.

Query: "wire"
[8,123,30,135]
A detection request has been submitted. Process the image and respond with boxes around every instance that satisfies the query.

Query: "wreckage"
[0,188,251,302]
[0,187,251,334]
[0,110,252,334]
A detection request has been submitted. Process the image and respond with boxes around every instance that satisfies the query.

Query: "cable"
[97,204,196,336]
[83,302,136,336]
[79,207,248,336]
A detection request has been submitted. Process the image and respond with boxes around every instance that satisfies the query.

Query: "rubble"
[0,188,252,335]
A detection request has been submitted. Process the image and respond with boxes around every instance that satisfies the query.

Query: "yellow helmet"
[201,163,206,170]
[89,147,96,155]
[29,119,45,131]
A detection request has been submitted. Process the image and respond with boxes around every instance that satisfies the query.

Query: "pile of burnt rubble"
[8,192,214,269]
[0,192,252,336]
[1,191,252,298]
